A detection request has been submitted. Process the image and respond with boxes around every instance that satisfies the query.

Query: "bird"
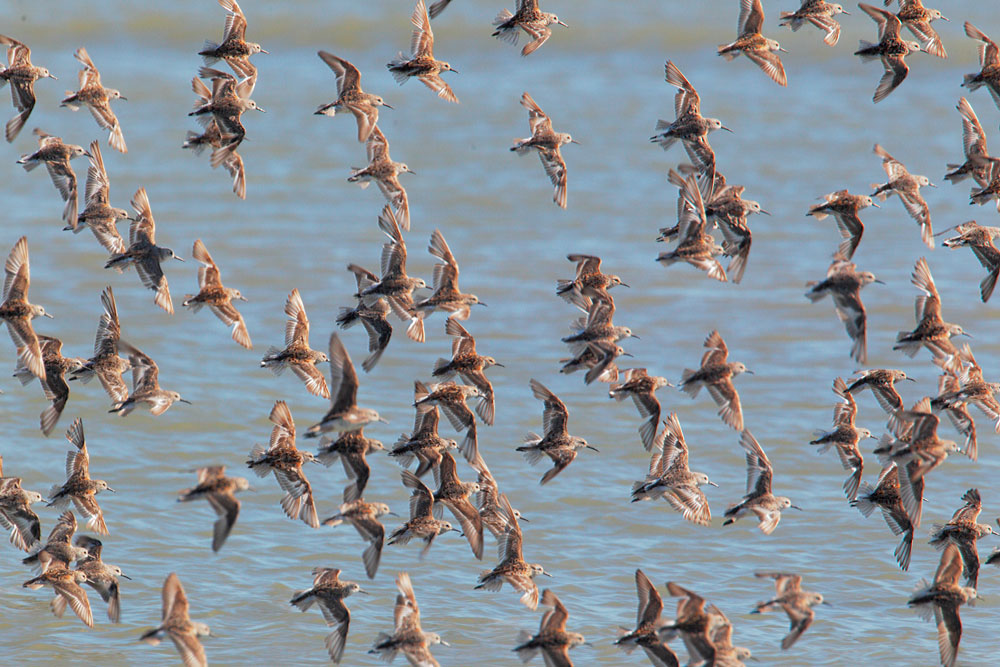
[390,381,460,478]
[895,0,948,59]
[944,98,996,188]
[511,92,575,208]
[247,400,320,528]
[513,589,587,666]
[348,133,415,231]
[658,582,716,665]
[387,470,457,558]
[928,488,994,589]
[940,221,1000,302]
[261,288,330,399]
[411,229,486,342]
[414,380,481,462]
[305,332,386,438]
[188,67,263,160]
[317,427,385,503]
[893,257,968,369]
[432,451,483,559]
[970,160,1000,211]
[718,0,787,86]
[433,319,502,426]
[321,491,392,580]
[105,187,184,314]
[845,367,913,413]
[338,263,393,373]
[492,0,568,57]
[369,572,447,665]
[183,239,251,349]
[0,468,43,552]
[931,344,1000,441]
[428,0,453,19]
[809,377,873,500]
[21,509,88,574]
[707,604,753,666]
[614,569,677,667]
[315,51,390,143]
[562,299,636,352]
[22,566,93,628]
[517,378,598,484]
[907,544,976,667]
[931,368,980,462]
[855,4,923,103]
[177,465,250,552]
[387,0,458,103]
[0,35,56,142]
[751,572,828,650]
[680,330,751,431]
[871,143,935,246]
[657,169,728,282]
[17,128,89,226]
[139,572,211,667]
[67,286,131,406]
[198,0,267,78]
[609,368,673,450]
[46,418,112,536]
[290,567,367,664]
[962,21,1000,112]
[109,340,191,416]
[555,253,627,312]
[13,334,85,436]
[473,459,527,539]
[779,1,849,46]
[806,189,878,259]
[475,492,549,610]
[852,463,915,571]
[68,141,130,252]
[805,255,881,364]
[0,236,52,381]
[60,47,127,153]
[73,535,128,623]
[184,75,246,199]
[723,430,800,534]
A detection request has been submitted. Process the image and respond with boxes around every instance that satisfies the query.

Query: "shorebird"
[184,75,246,199]
[615,569,677,667]
[177,465,250,552]
[317,428,384,503]
[845,368,913,413]
[199,0,267,78]
[931,369,979,461]
[893,257,968,369]
[807,189,878,259]
[140,572,211,667]
[358,208,425,328]
[630,413,717,526]
[559,339,627,385]
[68,286,131,406]
[511,92,575,208]
[74,535,128,623]
[14,334,84,436]
[492,0,568,57]
[475,492,548,610]
[929,488,995,589]
[0,35,56,142]
[855,4,923,103]
[428,0,453,18]
[105,187,183,314]
[809,377,873,500]
[290,567,367,664]
[779,1,849,46]
[707,604,753,666]
[852,463,915,570]
[60,47,127,152]
[388,0,458,103]
[871,143,934,246]
[723,430,800,535]
[247,400,320,528]
[945,98,996,188]
[433,319,501,425]
[718,0,787,86]
[0,236,51,380]
[940,221,1000,302]
[970,160,1000,211]
[658,169,727,282]
[680,330,751,431]
[907,543,976,667]
[962,22,1000,112]
[17,129,88,226]
[316,51,390,143]
[0,463,43,552]
[698,177,766,284]
[305,332,385,438]
[411,229,486,343]
[518,378,597,484]
[349,133,414,231]
[414,381,480,463]
[183,239,251,349]
[22,566,93,628]
[261,289,330,398]
[47,419,112,536]
[432,451,483,559]
[658,582,716,665]
[514,589,586,665]
[21,510,88,574]
[188,66,263,160]
[751,572,828,650]
[563,299,636,352]
[390,381,459,477]
[473,459,527,539]
[110,341,190,416]
[805,255,881,364]
[609,368,673,450]
[556,253,627,312]
[338,264,392,373]
[68,141,129,252]
[387,470,457,558]
[369,572,447,665]
[895,0,948,59]
[321,492,392,580]
[931,345,1000,436]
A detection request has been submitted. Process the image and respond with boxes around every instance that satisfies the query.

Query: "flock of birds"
[2,0,1000,665]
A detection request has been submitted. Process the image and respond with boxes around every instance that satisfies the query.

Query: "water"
[1,1,998,664]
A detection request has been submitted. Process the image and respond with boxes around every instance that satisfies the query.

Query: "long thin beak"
[619,282,630,287]
[745,370,755,375]
[494,363,505,368]
[631,334,640,340]
[179,398,193,405]
[382,103,393,109]
[570,139,580,144]
[707,481,719,488]
[449,68,459,74]
[873,279,886,284]
[621,352,634,358]
[789,505,804,511]
[821,600,833,606]
[107,487,116,493]
[256,107,266,113]
[871,201,880,207]
[43,312,54,318]
[357,589,371,595]
[407,170,417,175]
[721,126,734,133]
[962,332,973,338]
[557,20,568,27]
[440,640,451,647]
[905,377,916,382]
[378,417,389,423]
[586,445,600,452]
[841,10,850,14]
[928,182,937,188]
[238,295,248,302]
[120,573,132,580]
[83,151,93,158]
[940,15,949,21]
[778,47,788,53]
[119,96,127,101]
[478,301,488,307]
[759,208,771,215]
[260,48,270,54]
[49,75,58,80]
[387,511,400,517]
[541,570,552,577]
[174,256,186,262]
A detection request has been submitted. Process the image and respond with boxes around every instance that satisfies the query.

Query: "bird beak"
[440,640,451,647]
[759,208,771,215]
[478,301,488,307]
[179,398,193,405]
[928,182,937,188]
[120,573,132,580]
[707,481,719,487]
[83,151,93,158]
[870,202,879,208]
[379,417,389,423]
[789,505,804,511]
[449,68,459,74]
[174,256,186,262]
[557,20,568,27]
[107,487,116,493]
[940,15,949,21]
[43,312,54,318]
[631,334,640,340]
[541,570,552,577]
[49,74,58,80]
[586,445,600,452]
[745,369,755,375]
[962,332,973,338]
[387,511,400,517]
[358,588,371,595]
[721,126,734,133]
[821,600,833,606]
[778,46,788,53]
[256,107,267,113]
[570,139,580,144]
[841,10,850,15]
[619,282,630,287]
[621,352,634,358]
[518,515,530,522]
[260,48,270,54]
[494,362,505,368]
[382,103,393,109]
[119,96,128,101]
[873,279,886,284]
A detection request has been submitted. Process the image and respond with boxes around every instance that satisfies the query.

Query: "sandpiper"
[188,66,263,159]
[0,466,43,552]
[183,239,251,349]
[74,535,128,623]
[22,509,88,573]
[110,340,191,416]
[317,428,385,503]
[22,566,93,628]
[140,573,210,667]
[369,572,447,665]
[718,0,787,86]
[432,451,483,559]
[650,60,731,180]
[184,76,246,199]
[105,187,184,314]
[929,488,994,589]
[177,465,250,552]
[68,141,129,253]
[321,492,392,580]
[349,133,414,231]
[970,160,1000,211]
[723,430,800,535]
[68,286,131,406]
[609,368,673,451]
[47,418,112,536]
[855,5,923,103]
[305,332,386,438]
[658,582,715,665]
[0,35,56,142]
[492,0,567,57]
[0,236,51,380]
[338,264,392,373]
[411,229,486,343]
[907,544,976,667]
[247,400,320,528]
[893,257,968,369]
[475,491,548,610]
[871,143,934,246]
[388,470,457,558]
[707,604,753,666]
[807,189,878,259]
[895,0,948,59]
[60,47,127,153]
[657,169,727,282]
[261,289,330,398]
[556,253,627,312]
[559,339,626,385]
[473,458,527,539]
[388,0,458,103]
[680,330,750,431]
[852,463,914,570]
[14,334,85,436]
[962,22,1000,112]
[614,569,676,667]
[511,92,574,208]
[428,0,453,18]
[434,319,501,426]
[940,221,1000,302]
[414,380,480,462]
[809,377,873,500]
[514,589,586,665]
[751,572,828,650]
[390,381,459,477]
[563,299,636,352]
[518,378,597,485]
[199,0,267,79]
[17,129,88,226]
[931,345,1000,436]
[701,179,765,284]
[805,255,881,364]
[290,567,367,664]
[945,98,996,188]
[316,51,390,143]
[845,368,912,413]
[931,368,979,461]
[779,1,849,46]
